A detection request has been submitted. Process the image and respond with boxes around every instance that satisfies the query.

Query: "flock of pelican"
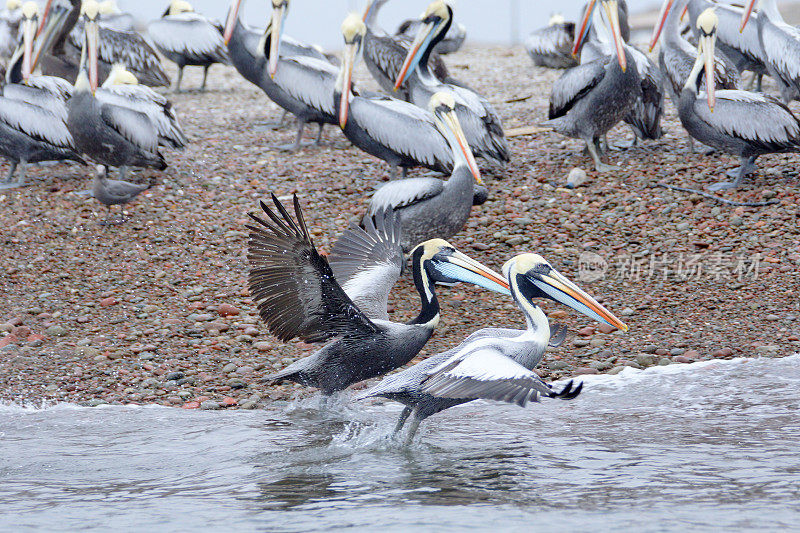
[0,0,798,441]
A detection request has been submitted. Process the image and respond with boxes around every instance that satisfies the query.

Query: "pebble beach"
[1,45,798,410]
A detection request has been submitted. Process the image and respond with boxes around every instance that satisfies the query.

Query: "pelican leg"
[393,407,412,434]
[708,156,758,191]
[403,409,421,446]
[586,139,618,173]
[173,67,184,93]
[389,165,398,180]
[315,123,324,145]
[401,167,408,178]
[200,66,210,92]
[0,161,26,189]
[755,74,763,93]
[270,121,307,152]
[117,166,128,181]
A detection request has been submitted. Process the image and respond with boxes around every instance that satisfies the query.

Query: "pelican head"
[503,254,628,332]
[548,13,566,26]
[169,0,193,16]
[7,0,21,10]
[685,8,717,110]
[337,13,366,128]
[412,239,511,298]
[267,0,290,78]
[98,0,119,15]
[103,63,138,87]
[394,0,452,90]
[573,0,627,72]
[20,1,38,80]
[428,92,482,185]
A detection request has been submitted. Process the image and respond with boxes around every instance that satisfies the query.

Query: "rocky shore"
[1,45,798,409]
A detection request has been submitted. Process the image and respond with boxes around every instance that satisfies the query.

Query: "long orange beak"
[338,42,357,128]
[650,0,674,52]
[603,0,627,72]
[437,108,482,186]
[572,0,596,56]
[394,20,435,91]
[223,0,241,46]
[740,0,757,32]
[36,0,52,38]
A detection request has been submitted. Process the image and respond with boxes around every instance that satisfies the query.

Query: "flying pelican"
[678,8,800,190]
[686,0,767,92]
[147,0,230,92]
[545,0,640,172]
[37,0,170,87]
[524,14,579,69]
[223,0,337,151]
[394,1,510,168]
[359,253,628,444]
[0,0,22,59]
[359,90,487,252]
[337,15,471,181]
[361,0,457,102]
[248,194,510,396]
[67,2,166,180]
[0,1,83,189]
[741,0,800,103]
[396,14,466,55]
[575,0,665,147]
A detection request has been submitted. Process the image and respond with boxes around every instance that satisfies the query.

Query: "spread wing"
[368,177,443,214]
[99,102,159,153]
[549,58,607,119]
[350,95,451,169]
[247,194,379,344]
[147,14,230,65]
[328,207,404,321]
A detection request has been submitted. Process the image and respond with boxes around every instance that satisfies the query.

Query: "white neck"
[510,275,552,344]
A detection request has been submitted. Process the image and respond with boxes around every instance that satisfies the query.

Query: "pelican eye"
[527,263,552,276]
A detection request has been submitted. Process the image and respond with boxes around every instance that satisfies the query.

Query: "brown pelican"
[686,0,767,91]
[650,0,739,151]
[92,164,149,224]
[92,0,133,32]
[361,91,485,252]
[67,3,166,180]
[222,0,337,151]
[678,8,800,190]
[394,1,510,168]
[38,0,169,87]
[524,14,579,69]
[147,0,230,92]
[0,1,83,189]
[741,0,800,103]
[337,16,466,180]
[359,253,628,444]
[361,0,457,102]
[396,14,466,55]
[545,0,640,172]
[0,0,22,59]
[248,194,511,396]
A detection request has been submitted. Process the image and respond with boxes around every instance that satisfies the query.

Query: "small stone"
[711,348,734,357]
[566,167,588,188]
[597,324,616,334]
[200,400,221,410]
[641,345,658,354]
[221,397,237,406]
[683,349,700,359]
[217,304,240,317]
[573,338,590,347]
[75,346,100,358]
[548,360,570,370]
[574,367,599,375]
[765,314,779,321]
[239,401,257,410]
[589,360,612,371]
[670,348,685,356]
[730,216,744,227]
[673,355,694,363]
[182,401,200,409]
[654,348,669,356]
[227,378,247,389]
[222,362,238,373]
[621,308,634,317]
[99,297,118,308]
[676,222,690,231]
[87,399,107,407]
[657,358,672,366]
[635,353,658,367]
[165,371,185,381]
[46,325,68,337]
[607,366,626,375]
[505,236,525,246]
[577,326,596,337]
[187,313,214,322]
[589,338,605,347]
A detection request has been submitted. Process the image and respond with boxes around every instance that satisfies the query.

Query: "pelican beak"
[680,4,688,21]
[339,41,358,129]
[572,0,596,57]
[527,268,628,332]
[268,2,286,79]
[437,250,510,295]
[394,19,436,90]
[22,15,36,80]
[700,33,716,110]
[361,0,372,22]
[36,0,52,38]
[603,0,627,72]
[437,107,482,185]
[740,0,757,32]
[86,17,99,92]
[223,0,242,46]
[650,0,673,52]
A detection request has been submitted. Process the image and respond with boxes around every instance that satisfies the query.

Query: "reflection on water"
[1,356,799,531]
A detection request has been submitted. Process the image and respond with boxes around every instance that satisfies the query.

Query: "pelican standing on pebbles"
[524,14,578,69]
[248,194,510,396]
[545,0,640,172]
[678,8,800,190]
[147,0,230,92]
[359,253,628,444]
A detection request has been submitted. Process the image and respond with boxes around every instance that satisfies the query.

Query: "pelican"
[575,0,665,147]
[248,194,511,396]
[223,0,337,151]
[147,0,230,92]
[741,0,800,103]
[360,91,486,252]
[93,0,133,32]
[359,253,628,444]
[0,0,22,59]
[394,1,510,169]
[67,2,166,180]
[0,1,83,189]
[361,0,456,102]
[38,0,170,87]
[678,8,800,190]
[524,14,578,69]
[396,15,466,55]
[686,0,767,92]
[545,0,640,172]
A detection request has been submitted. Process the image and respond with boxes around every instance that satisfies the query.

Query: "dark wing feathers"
[247,194,379,344]
[549,58,607,119]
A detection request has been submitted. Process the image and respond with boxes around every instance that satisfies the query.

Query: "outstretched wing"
[247,194,379,344]
[549,58,607,119]
[328,207,404,321]
[421,348,574,407]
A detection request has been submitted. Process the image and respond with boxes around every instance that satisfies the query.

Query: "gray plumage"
[147,12,230,91]
[751,0,800,103]
[524,21,578,69]
[0,5,21,59]
[91,165,150,223]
